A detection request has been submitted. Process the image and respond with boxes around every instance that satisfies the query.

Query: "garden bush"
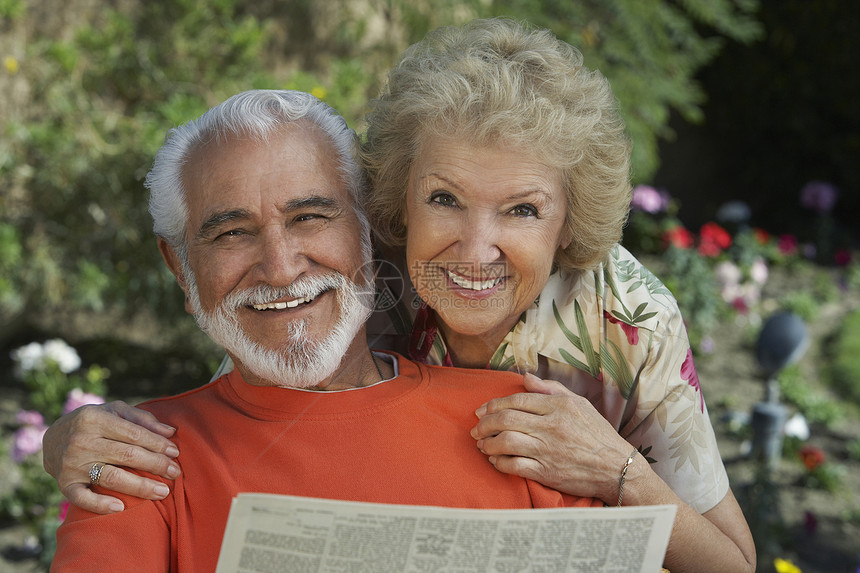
[829,308,860,407]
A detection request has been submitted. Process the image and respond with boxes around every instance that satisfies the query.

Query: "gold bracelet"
[618,448,638,507]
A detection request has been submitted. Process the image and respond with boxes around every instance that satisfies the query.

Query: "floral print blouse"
[409,244,729,513]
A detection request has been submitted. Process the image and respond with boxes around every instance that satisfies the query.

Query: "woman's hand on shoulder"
[42,401,181,514]
[471,373,632,504]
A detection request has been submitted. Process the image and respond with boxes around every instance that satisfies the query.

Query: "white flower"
[42,339,82,373]
[749,257,769,286]
[12,338,82,374]
[10,342,44,373]
[715,261,741,288]
[784,413,810,440]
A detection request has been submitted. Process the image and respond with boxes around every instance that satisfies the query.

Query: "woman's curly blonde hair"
[359,18,632,271]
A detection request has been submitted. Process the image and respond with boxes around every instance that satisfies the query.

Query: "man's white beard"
[184,266,373,389]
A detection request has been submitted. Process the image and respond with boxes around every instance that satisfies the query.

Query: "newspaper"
[215,493,676,573]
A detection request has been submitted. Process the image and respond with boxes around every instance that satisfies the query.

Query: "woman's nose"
[456,213,502,265]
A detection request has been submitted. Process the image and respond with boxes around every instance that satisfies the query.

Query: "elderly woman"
[43,19,753,572]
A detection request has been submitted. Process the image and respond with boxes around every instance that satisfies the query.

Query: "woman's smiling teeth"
[445,270,503,291]
[252,296,314,311]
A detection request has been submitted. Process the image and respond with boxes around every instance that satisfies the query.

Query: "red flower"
[662,225,694,250]
[834,249,853,266]
[731,297,749,314]
[679,347,704,412]
[799,445,825,471]
[753,228,770,244]
[778,234,798,256]
[698,222,732,257]
[604,311,639,345]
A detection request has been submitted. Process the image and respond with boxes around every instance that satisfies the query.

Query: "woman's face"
[405,135,571,346]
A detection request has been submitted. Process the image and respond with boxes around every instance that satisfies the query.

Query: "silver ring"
[89,462,105,486]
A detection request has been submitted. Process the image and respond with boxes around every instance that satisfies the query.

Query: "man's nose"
[252,226,308,285]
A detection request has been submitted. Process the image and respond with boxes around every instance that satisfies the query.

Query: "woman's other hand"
[471,372,632,505]
[42,401,181,514]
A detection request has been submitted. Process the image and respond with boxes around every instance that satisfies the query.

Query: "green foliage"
[829,309,860,407]
[2,340,109,567]
[0,0,24,19]
[847,438,860,462]
[778,291,820,322]
[22,362,108,421]
[2,0,764,349]
[660,245,724,347]
[777,364,843,428]
[799,462,845,494]
[481,0,763,181]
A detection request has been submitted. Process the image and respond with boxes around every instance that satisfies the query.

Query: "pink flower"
[800,180,838,213]
[12,424,47,462]
[604,311,639,345]
[16,410,45,426]
[679,348,704,412]
[631,185,670,214]
[62,388,106,415]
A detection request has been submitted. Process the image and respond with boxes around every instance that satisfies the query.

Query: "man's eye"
[510,204,538,218]
[429,192,457,207]
[295,213,326,223]
[216,229,246,240]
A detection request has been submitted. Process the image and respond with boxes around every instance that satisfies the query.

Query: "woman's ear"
[558,221,573,250]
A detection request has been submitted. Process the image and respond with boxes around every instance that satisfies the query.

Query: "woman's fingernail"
[166,463,181,479]
[165,445,180,458]
[475,404,487,417]
[108,500,125,512]
[153,483,170,498]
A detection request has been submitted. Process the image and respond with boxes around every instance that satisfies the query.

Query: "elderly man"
[52,90,597,571]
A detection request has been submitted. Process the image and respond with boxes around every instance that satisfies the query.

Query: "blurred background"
[1,1,858,571]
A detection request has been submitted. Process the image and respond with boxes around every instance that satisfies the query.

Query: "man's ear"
[157,238,194,314]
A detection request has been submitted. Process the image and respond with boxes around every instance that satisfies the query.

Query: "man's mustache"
[221,273,348,312]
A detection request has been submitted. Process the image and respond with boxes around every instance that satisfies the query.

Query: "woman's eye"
[510,204,538,218]
[429,192,457,207]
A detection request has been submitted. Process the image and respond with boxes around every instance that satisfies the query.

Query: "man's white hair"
[145,89,371,255]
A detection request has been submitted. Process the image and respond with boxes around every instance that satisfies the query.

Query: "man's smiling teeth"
[446,270,503,291]
[252,296,313,310]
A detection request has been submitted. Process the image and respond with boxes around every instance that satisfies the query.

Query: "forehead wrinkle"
[417,172,464,191]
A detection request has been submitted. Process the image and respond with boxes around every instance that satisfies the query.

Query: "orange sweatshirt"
[53,353,599,572]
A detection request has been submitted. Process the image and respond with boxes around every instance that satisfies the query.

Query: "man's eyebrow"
[196,209,251,238]
[283,195,341,212]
